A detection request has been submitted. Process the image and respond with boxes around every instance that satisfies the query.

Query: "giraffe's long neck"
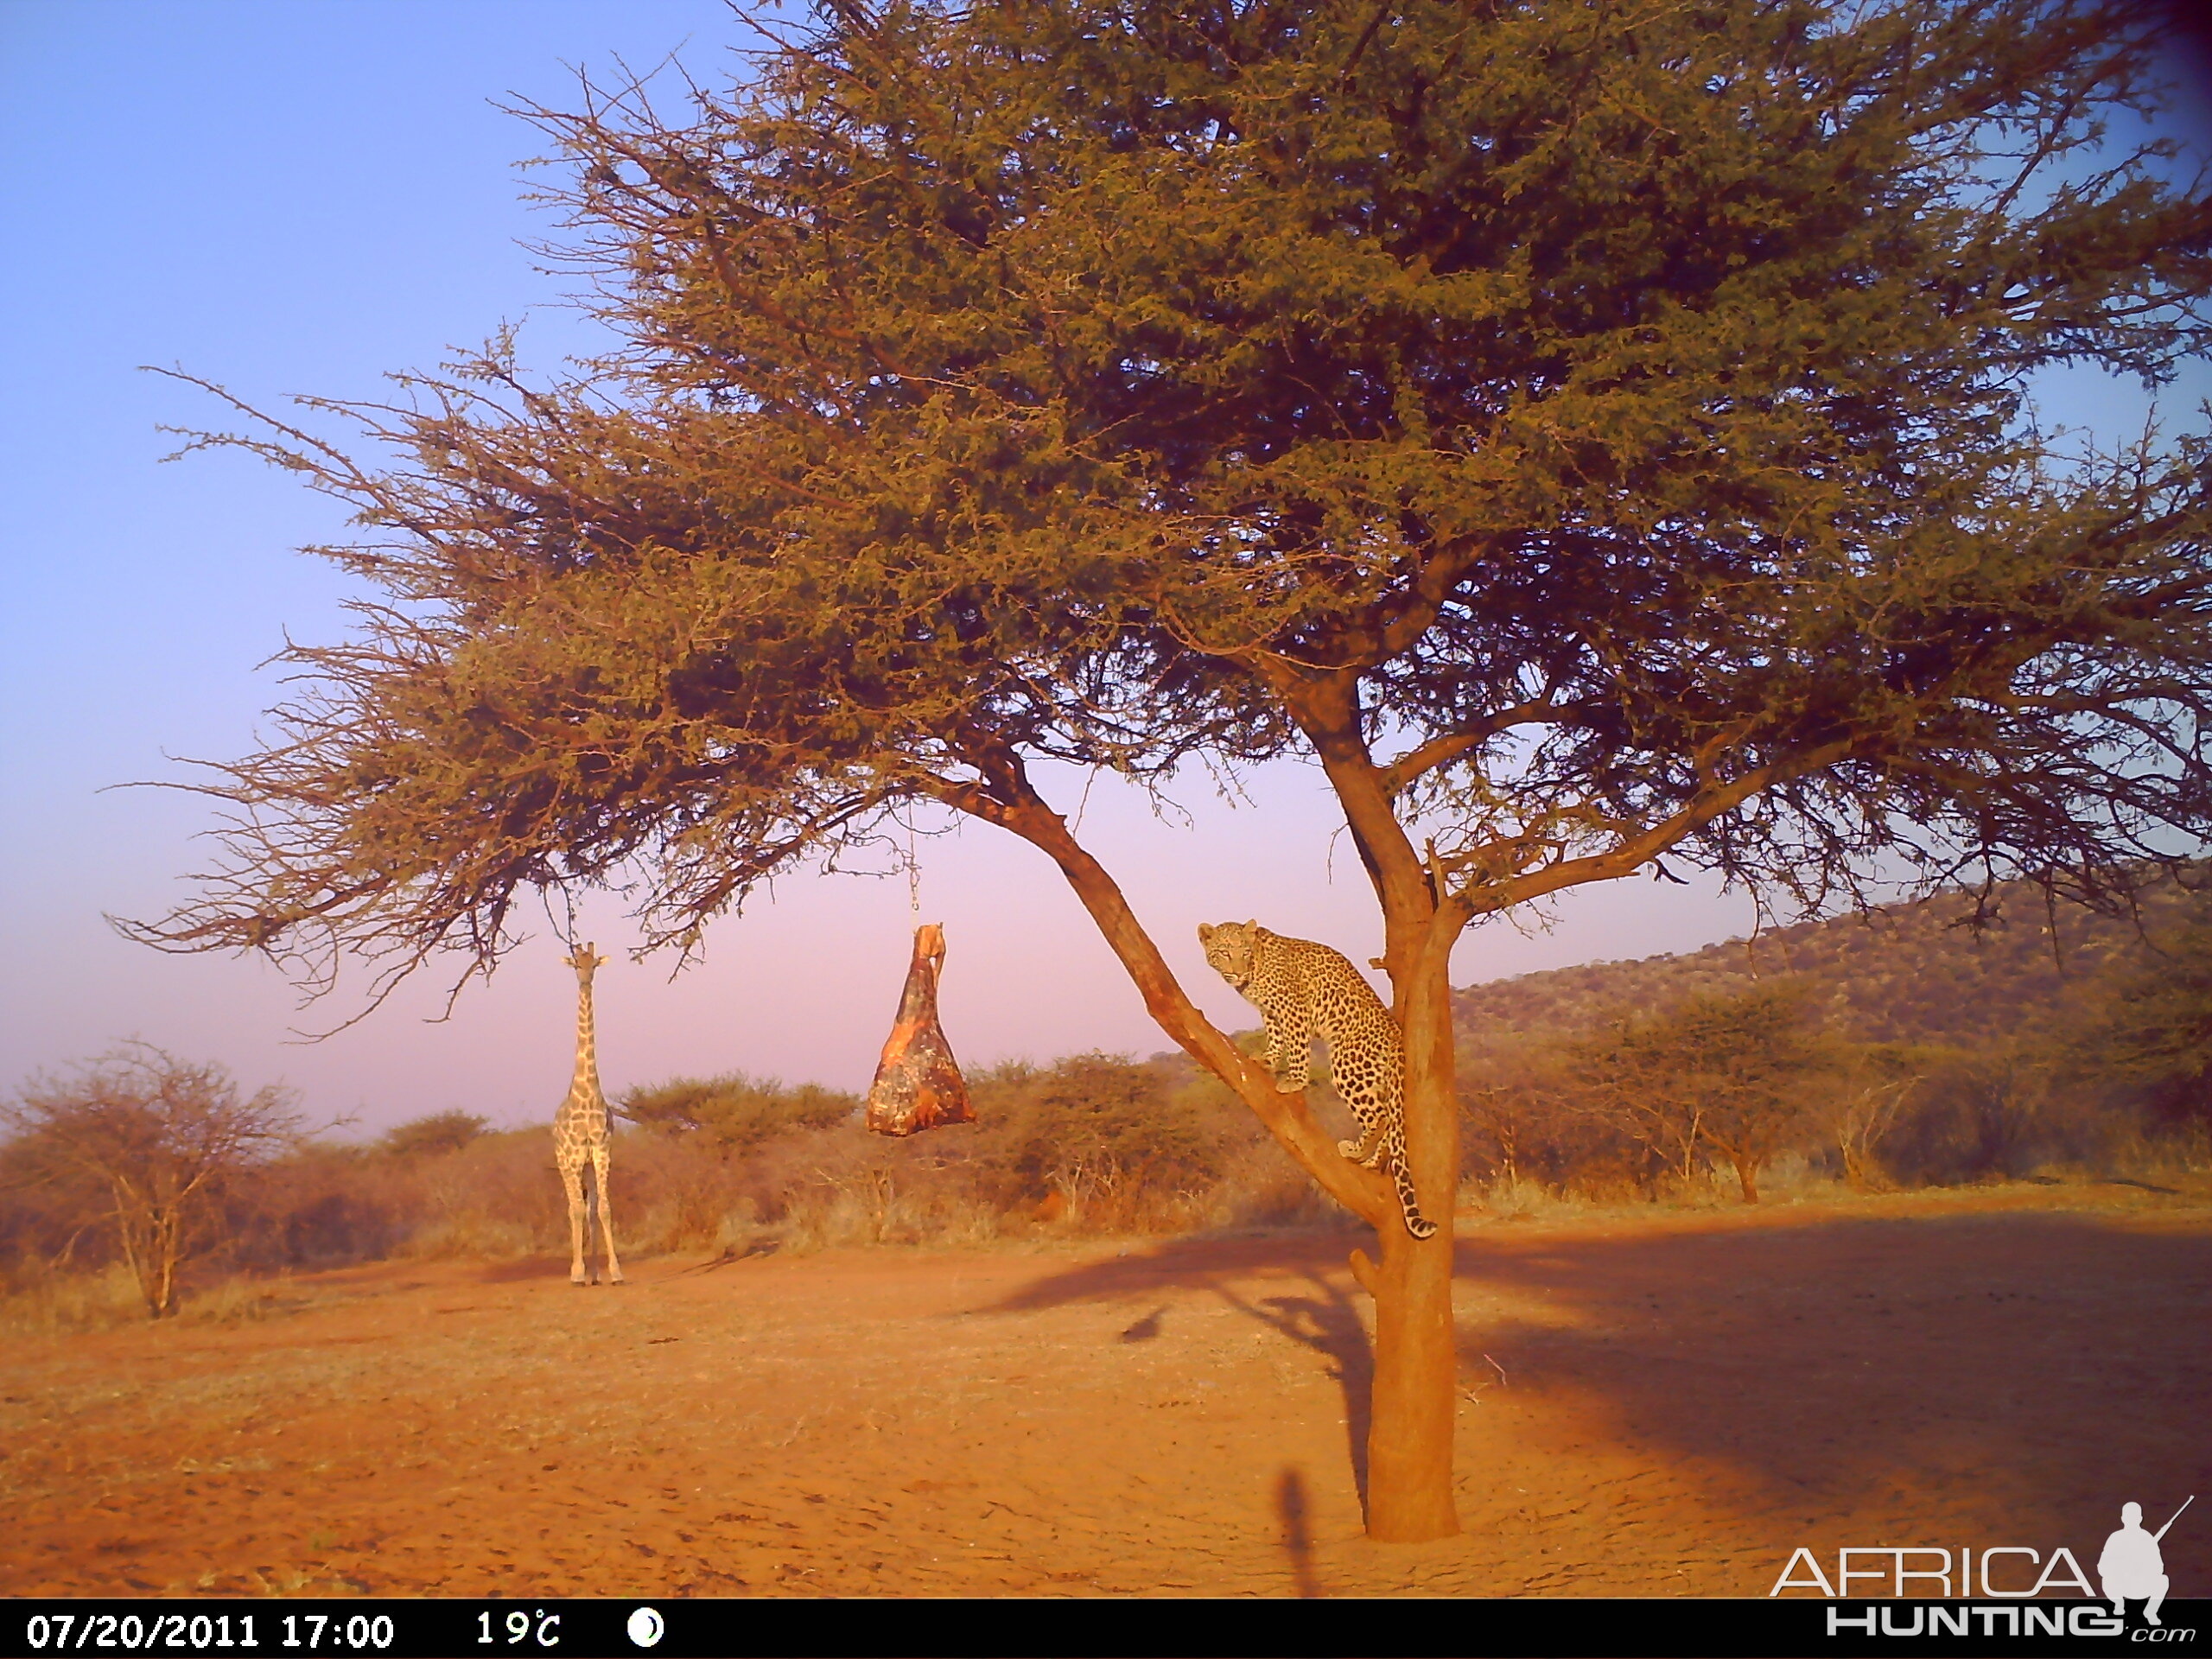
[570,978,602,1104]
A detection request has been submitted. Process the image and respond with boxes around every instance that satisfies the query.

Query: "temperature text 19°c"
[479,1611,561,1648]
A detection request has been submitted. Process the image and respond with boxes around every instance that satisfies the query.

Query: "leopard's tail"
[1389,1155,1439,1241]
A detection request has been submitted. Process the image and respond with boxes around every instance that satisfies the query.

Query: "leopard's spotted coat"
[1198,920,1438,1240]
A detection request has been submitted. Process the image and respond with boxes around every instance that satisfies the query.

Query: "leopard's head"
[1198,920,1262,990]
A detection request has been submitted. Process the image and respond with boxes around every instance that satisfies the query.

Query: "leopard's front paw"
[1337,1138,1362,1160]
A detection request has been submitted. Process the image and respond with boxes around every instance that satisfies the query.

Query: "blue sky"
[1,2,2205,1135]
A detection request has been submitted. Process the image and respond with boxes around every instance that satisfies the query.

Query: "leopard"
[1198,920,1438,1241]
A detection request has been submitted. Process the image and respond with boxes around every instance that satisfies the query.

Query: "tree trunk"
[153,1207,182,1318]
[1353,943,1463,1541]
[1838,1130,1866,1190]
[112,1188,162,1319]
[1732,1154,1760,1204]
[1352,1225,1459,1539]
[983,774,1461,1541]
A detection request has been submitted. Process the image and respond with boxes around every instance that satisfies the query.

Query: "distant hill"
[1452,870,2207,1051]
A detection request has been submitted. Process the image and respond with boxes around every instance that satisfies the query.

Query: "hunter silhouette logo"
[2102,1497,2190,1627]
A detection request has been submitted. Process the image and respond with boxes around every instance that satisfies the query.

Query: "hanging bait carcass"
[864,923,974,1135]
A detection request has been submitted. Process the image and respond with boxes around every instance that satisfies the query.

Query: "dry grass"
[0,1262,353,1336]
[0,1262,146,1336]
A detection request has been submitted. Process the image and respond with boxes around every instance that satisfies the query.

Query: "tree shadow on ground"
[1223,1269,1373,1512]
[1442,1211,2207,1519]
[977,1210,2212,1581]
[984,1230,1377,1507]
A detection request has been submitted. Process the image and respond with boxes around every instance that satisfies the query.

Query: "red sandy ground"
[1,1185,2205,1599]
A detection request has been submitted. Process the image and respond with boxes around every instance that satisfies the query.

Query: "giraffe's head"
[563,941,607,983]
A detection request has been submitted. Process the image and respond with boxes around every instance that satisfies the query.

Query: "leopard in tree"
[1198,920,1438,1240]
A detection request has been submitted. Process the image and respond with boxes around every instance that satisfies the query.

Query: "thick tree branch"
[914,759,1394,1226]
[1458,741,1859,922]
[1274,671,1435,931]
[1379,699,1579,797]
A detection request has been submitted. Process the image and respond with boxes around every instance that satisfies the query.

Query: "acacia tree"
[1652,988,1826,1203]
[127,0,2212,1538]
[1576,985,1827,1201]
[3,1046,304,1319]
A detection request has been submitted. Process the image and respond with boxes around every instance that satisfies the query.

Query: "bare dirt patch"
[1,1185,2204,1599]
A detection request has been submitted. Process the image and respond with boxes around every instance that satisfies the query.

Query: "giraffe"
[555,942,624,1287]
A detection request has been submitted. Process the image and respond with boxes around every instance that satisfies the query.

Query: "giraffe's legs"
[560,1158,593,1285]
[591,1146,625,1286]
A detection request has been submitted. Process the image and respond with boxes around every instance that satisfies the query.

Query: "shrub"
[0,1046,303,1318]
[983,1053,1231,1227]
[378,1110,489,1160]
[618,1073,857,1147]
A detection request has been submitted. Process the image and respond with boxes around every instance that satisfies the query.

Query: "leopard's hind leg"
[1338,1116,1388,1166]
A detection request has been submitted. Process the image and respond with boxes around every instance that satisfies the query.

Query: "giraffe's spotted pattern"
[1198,921,1438,1241]
[556,943,624,1287]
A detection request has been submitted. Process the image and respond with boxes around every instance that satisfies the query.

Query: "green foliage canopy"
[126,0,2212,1014]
